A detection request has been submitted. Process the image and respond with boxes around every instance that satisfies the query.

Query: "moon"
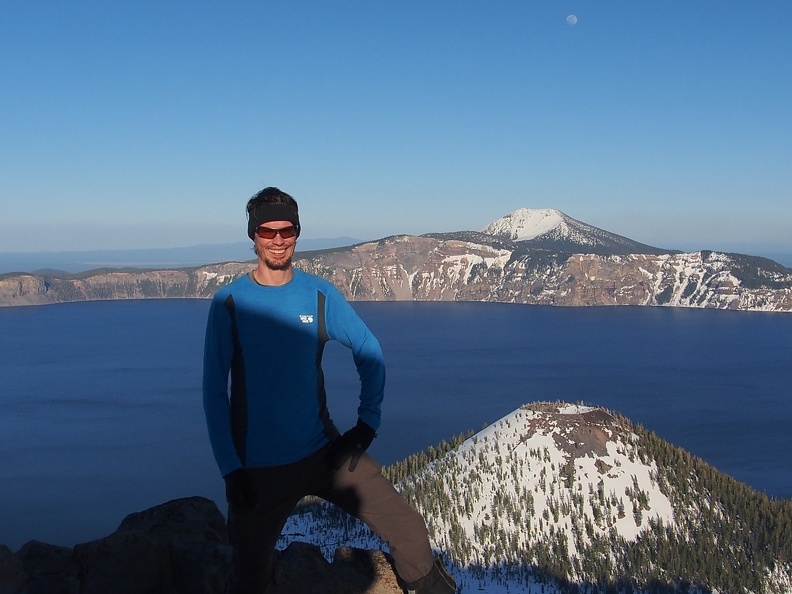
[566,14,578,25]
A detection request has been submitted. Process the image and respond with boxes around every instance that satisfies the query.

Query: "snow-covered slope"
[480,208,566,241]
[480,208,670,254]
[408,404,675,563]
[278,402,792,593]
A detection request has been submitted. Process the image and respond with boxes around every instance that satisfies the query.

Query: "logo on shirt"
[299,314,314,324]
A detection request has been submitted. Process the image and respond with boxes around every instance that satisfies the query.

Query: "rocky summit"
[0,496,407,594]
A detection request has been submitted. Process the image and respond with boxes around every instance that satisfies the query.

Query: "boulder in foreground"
[1,496,406,594]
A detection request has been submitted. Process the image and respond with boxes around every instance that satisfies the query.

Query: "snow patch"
[481,208,564,241]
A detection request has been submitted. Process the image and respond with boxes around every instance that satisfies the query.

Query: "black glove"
[328,419,376,472]
[224,468,257,508]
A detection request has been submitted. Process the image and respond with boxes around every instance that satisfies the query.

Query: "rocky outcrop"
[298,239,792,311]
[0,497,405,594]
[2,236,791,311]
[0,263,254,306]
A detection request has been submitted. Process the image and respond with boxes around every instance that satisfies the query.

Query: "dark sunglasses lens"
[256,226,296,239]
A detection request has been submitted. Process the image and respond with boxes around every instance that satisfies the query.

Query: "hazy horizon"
[2,236,791,275]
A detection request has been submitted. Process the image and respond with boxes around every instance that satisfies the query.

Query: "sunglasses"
[255,225,298,240]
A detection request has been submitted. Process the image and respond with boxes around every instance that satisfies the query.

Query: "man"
[203,187,456,594]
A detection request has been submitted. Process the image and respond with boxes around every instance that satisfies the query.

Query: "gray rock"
[73,496,230,594]
[268,543,402,594]
[16,541,79,594]
[0,496,406,594]
[0,545,27,594]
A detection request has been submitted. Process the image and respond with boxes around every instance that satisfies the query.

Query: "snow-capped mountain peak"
[479,207,669,254]
[407,403,675,563]
[480,208,565,241]
[278,403,677,591]
[276,401,792,592]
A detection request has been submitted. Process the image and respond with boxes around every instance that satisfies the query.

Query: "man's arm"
[202,295,243,477]
[324,288,386,431]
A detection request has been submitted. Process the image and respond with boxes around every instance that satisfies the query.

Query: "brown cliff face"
[296,238,792,311]
[0,263,253,306]
[2,237,791,311]
[0,275,50,305]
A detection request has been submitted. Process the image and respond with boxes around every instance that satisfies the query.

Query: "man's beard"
[254,245,293,271]
[263,255,292,270]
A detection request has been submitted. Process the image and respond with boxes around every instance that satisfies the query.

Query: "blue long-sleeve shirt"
[202,269,385,477]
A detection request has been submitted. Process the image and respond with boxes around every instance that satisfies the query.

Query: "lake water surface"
[1,299,790,550]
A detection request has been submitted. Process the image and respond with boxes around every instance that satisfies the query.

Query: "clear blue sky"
[2,1,791,255]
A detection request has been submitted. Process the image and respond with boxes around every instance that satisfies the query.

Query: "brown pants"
[227,444,434,593]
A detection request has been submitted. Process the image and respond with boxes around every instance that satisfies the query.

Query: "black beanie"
[247,203,301,240]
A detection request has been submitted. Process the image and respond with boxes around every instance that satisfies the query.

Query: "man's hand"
[224,468,257,508]
[328,419,376,472]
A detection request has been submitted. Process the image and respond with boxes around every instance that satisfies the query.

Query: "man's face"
[253,220,297,271]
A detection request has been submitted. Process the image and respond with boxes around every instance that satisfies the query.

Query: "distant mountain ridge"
[0,237,361,275]
[2,209,791,311]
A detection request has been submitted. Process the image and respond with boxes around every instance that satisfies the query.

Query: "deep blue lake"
[1,299,790,551]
